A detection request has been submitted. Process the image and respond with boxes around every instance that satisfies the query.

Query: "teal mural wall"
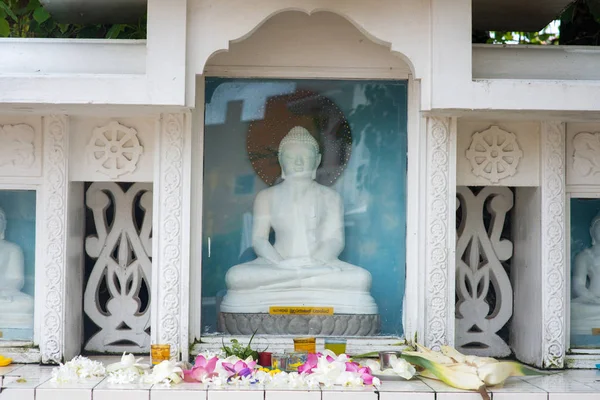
[201,78,408,335]
[570,197,600,348]
[0,190,36,297]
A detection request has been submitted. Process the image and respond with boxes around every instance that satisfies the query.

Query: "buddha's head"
[278,126,322,180]
[0,207,6,241]
[592,212,600,245]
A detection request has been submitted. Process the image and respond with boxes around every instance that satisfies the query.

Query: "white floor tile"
[208,390,264,400]
[0,375,50,400]
[493,393,547,400]
[265,390,321,400]
[549,395,600,400]
[150,382,207,400]
[379,393,435,400]
[377,380,434,392]
[36,377,104,400]
[434,393,488,400]
[490,379,548,400]
[4,364,54,378]
[524,374,597,392]
[0,365,25,376]
[93,377,152,400]
[321,390,377,399]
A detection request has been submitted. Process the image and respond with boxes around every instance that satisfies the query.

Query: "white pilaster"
[40,115,69,364]
[424,116,456,350]
[152,113,192,360]
[540,121,567,369]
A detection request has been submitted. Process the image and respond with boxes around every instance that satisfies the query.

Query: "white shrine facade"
[0,0,599,371]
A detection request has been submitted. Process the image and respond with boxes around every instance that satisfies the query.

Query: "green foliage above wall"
[0,0,146,39]
[474,0,600,45]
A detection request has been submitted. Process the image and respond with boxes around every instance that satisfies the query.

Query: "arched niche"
[186,0,430,106]
[204,11,413,79]
[189,9,424,350]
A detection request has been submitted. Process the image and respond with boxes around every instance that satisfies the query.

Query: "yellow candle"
[151,344,171,365]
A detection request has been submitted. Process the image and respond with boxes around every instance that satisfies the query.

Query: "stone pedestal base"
[219,313,380,336]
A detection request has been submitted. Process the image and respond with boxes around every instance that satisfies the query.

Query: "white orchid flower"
[142,360,183,386]
[390,355,416,380]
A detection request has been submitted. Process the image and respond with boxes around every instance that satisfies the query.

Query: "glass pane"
[570,197,600,348]
[0,190,36,341]
[201,78,407,336]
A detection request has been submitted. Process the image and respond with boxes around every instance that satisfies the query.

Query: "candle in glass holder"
[151,344,171,365]
[293,337,316,353]
[324,338,347,355]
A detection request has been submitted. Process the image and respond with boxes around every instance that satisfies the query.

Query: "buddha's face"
[279,142,321,180]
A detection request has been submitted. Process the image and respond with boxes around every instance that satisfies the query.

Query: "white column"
[424,116,457,350]
[40,115,69,364]
[152,113,192,360]
[540,121,567,368]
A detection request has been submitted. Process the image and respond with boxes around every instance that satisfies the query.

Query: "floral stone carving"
[86,121,143,179]
[0,124,35,169]
[466,126,523,184]
[219,313,380,336]
[572,131,600,177]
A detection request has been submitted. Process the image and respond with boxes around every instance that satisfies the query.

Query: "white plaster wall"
[64,182,85,360]
[566,122,600,187]
[187,0,431,107]
[0,115,42,178]
[69,116,156,183]
[510,187,543,365]
[206,11,411,77]
[457,120,540,187]
[0,39,145,75]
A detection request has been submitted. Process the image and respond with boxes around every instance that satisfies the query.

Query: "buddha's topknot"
[278,126,320,155]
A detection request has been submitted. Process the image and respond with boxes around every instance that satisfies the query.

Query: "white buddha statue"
[221,126,377,314]
[0,207,34,330]
[571,212,600,335]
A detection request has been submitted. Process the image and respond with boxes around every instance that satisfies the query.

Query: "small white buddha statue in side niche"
[571,212,600,335]
[0,207,34,330]
[221,126,377,314]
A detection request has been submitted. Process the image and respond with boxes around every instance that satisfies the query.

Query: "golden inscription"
[269,306,334,315]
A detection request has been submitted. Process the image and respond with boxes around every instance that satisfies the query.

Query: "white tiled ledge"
[1,365,600,400]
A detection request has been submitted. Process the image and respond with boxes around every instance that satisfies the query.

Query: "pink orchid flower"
[345,361,360,372]
[297,353,319,374]
[358,366,375,385]
[222,359,257,378]
[183,355,218,382]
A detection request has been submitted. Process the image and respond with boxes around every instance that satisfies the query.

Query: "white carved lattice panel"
[456,186,514,357]
[83,182,153,353]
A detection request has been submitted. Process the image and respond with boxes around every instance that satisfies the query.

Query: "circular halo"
[247,90,352,186]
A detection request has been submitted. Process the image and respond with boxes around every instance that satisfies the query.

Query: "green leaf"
[0,1,17,21]
[0,17,9,37]
[33,6,51,24]
[58,23,70,34]
[106,24,124,39]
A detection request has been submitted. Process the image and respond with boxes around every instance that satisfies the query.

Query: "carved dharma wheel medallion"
[247,90,352,186]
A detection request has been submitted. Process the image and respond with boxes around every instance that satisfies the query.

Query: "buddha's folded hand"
[278,257,324,269]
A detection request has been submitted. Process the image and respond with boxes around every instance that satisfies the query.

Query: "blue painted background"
[570,197,600,348]
[201,78,407,336]
[0,190,36,297]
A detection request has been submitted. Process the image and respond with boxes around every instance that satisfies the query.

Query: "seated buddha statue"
[0,207,34,330]
[571,212,600,335]
[220,126,377,314]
